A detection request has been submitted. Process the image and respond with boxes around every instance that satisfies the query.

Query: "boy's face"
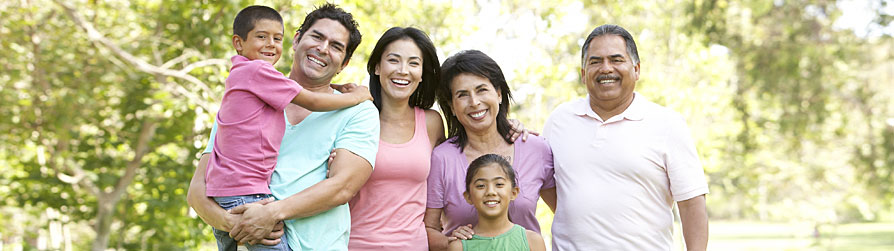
[463,164,519,220]
[234,19,284,65]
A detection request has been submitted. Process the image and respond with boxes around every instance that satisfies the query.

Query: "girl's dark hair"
[367,27,440,111]
[233,6,283,40]
[436,50,514,151]
[464,154,517,193]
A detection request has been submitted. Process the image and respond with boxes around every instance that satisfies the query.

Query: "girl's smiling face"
[464,163,519,219]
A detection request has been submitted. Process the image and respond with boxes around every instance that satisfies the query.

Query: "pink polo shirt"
[544,93,708,250]
[205,55,301,197]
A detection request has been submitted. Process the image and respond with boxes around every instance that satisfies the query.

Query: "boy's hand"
[332,83,373,103]
[330,83,357,93]
[350,85,373,103]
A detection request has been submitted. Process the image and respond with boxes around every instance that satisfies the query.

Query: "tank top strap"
[413,107,430,145]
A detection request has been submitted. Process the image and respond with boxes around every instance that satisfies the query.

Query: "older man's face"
[581,35,639,105]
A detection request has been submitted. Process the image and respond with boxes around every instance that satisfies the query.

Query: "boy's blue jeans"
[212,194,291,251]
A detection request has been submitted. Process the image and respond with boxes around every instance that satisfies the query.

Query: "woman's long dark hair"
[367,27,440,111]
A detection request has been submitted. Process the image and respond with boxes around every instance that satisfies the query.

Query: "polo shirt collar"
[574,92,645,122]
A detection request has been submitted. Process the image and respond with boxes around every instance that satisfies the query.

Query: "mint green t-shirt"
[461,224,530,251]
[205,99,380,250]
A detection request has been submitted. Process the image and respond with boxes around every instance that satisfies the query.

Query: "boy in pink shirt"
[204,6,371,251]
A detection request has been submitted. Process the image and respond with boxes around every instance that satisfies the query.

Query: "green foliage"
[685,0,894,221]
[1,0,892,249]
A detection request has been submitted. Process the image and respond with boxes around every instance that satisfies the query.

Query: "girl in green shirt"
[448,154,546,251]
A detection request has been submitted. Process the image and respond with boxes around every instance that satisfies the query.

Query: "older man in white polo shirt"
[543,24,709,250]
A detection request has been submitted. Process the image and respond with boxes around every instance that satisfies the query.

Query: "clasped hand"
[228,199,285,245]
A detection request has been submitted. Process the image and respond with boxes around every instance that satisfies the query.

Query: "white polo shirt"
[544,93,708,250]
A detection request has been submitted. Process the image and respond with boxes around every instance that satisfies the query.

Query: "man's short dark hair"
[233,5,283,40]
[296,3,362,66]
[581,24,640,66]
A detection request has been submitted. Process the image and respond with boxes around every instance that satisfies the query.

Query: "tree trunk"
[91,199,115,251]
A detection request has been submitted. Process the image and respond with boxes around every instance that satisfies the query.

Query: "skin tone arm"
[526,230,546,251]
[228,148,373,243]
[186,153,233,231]
[678,195,708,251]
[540,188,557,213]
[446,237,464,251]
[425,208,453,251]
[425,109,447,146]
[292,83,372,111]
[185,153,284,245]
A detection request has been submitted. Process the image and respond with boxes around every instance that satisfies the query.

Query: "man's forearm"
[269,148,372,222]
[186,153,231,231]
[678,195,708,251]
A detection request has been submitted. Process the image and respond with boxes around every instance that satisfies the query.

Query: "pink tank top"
[348,107,432,250]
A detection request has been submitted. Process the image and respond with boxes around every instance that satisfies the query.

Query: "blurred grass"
[536,201,894,250]
[711,221,894,251]
[196,203,894,250]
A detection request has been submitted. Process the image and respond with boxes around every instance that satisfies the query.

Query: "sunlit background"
[1,0,893,250]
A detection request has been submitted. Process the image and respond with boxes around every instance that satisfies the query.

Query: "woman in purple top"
[424,50,557,251]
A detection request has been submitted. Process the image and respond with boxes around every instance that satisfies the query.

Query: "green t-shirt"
[461,224,530,251]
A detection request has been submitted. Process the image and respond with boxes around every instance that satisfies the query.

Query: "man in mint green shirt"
[201,95,378,249]
[187,4,379,250]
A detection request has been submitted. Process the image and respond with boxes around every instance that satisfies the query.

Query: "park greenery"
[1,0,892,250]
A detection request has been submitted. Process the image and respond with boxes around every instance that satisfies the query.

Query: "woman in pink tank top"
[349,28,534,251]
[347,27,446,250]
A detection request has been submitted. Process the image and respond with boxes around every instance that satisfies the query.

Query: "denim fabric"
[212,194,291,251]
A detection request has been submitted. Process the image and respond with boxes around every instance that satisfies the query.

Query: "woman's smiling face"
[449,73,502,135]
[375,38,423,101]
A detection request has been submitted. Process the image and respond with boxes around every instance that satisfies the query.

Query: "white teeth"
[599,79,616,84]
[470,110,486,118]
[484,201,499,205]
[392,79,409,85]
[308,56,326,67]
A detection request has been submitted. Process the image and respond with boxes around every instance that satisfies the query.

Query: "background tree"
[1,0,891,249]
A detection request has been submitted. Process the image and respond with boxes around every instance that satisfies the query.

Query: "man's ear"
[233,35,244,55]
[633,62,641,81]
[338,58,351,73]
[580,67,585,85]
[463,191,472,205]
